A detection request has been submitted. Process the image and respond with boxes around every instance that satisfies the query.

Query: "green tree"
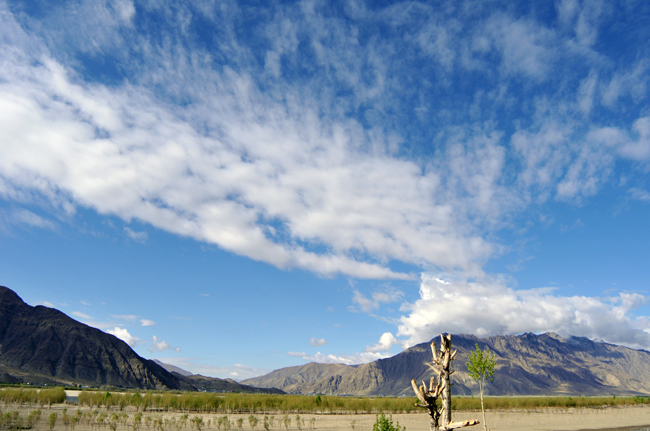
[467,343,496,431]
[48,413,57,431]
[372,413,404,431]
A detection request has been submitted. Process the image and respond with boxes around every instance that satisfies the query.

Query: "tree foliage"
[467,343,495,385]
[467,343,496,431]
[372,413,405,431]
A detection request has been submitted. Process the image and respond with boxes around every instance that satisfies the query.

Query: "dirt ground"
[3,402,650,431]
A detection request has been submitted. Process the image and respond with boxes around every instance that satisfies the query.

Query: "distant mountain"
[174,373,285,394]
[153,360,193,377]
[0,285,283,394]
[0,286,192,390]
[151,360,284,394]
[242,333,650,396]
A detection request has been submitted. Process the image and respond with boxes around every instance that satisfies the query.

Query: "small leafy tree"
[467,343,496,431]
[191,417,203,431]
[372,413,404,431]
[48,413,57,431]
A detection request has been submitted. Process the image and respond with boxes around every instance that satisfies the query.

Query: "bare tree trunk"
[411,334,479,431]
[439,334,453,427]
[479,380,487,431]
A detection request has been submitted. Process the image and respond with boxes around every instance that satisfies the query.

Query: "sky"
[1,0,650,381]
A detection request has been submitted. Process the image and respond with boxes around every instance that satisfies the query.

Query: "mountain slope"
[0,286,191,390]
[175,373,285,394]
[243,333,650,396]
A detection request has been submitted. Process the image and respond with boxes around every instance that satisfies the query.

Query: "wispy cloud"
[140,319,155,327]
[308,337,327,347]
[72,311,91,320]
[629,188,650,202]
[112,315,138,322]
[350,288,403,313]
[286,350,390,365]
[148,336,180,353]
[2,0,650,352]
[124,227,148,243]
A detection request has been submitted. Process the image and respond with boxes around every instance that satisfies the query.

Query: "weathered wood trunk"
[411,334,480,431]
[439,334,453,426]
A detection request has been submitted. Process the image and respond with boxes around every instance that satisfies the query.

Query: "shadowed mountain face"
[0,286,191,389]
[242,333,650,396]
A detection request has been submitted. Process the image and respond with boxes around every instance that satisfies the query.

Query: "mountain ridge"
[242,332,650,396]
[0,286,190,389]
[0,285,282,394]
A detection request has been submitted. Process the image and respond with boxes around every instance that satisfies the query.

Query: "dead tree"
[411,334,480,431]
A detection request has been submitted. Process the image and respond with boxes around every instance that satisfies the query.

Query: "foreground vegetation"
[2,387,650,414]
[0,387,66,406]
[75,391,650,413]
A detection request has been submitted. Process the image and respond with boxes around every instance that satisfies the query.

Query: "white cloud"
[308,337,327,347]
[112,315,138,322]
[629,188,650,202]
[124,227,148,243]
[1,0,650,334]
[140,319,155,326]
[366,332,398,353]
[397,274,650,349]
[81,300,91,306]
[38,301,54,307]
[619,117,650,161]
[0,6,507,280]
[350,288,403,313]
[0,208,55,233]
[148,335,180,353]
[107,327,142,348]
[71,311,91,320]
[287,350,390,365]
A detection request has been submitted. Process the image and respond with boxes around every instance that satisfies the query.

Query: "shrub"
[372,413,404,431]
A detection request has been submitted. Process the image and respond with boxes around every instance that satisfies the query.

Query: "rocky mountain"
[242,333,650,396]
[152,360,284,394]
[0,285,284,394]
[0,286,192,390]
[175,373,285,394]
[153,360,193,377]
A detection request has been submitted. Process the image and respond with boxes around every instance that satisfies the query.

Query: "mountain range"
[242,333,650,396]
[0,285,280,393]
[3,284,650,396]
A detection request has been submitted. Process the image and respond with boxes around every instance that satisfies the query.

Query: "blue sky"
[1,0,650,380]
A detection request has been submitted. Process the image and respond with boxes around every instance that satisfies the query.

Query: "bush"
[372,413,404,431]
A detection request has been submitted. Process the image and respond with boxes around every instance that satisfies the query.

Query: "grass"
[452,395,650,410]
[76,392,650,413]
[2,387,650,414]
[77,392,420,414]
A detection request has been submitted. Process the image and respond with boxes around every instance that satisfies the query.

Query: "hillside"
[242,333,650,396]
[0,286,192,389]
